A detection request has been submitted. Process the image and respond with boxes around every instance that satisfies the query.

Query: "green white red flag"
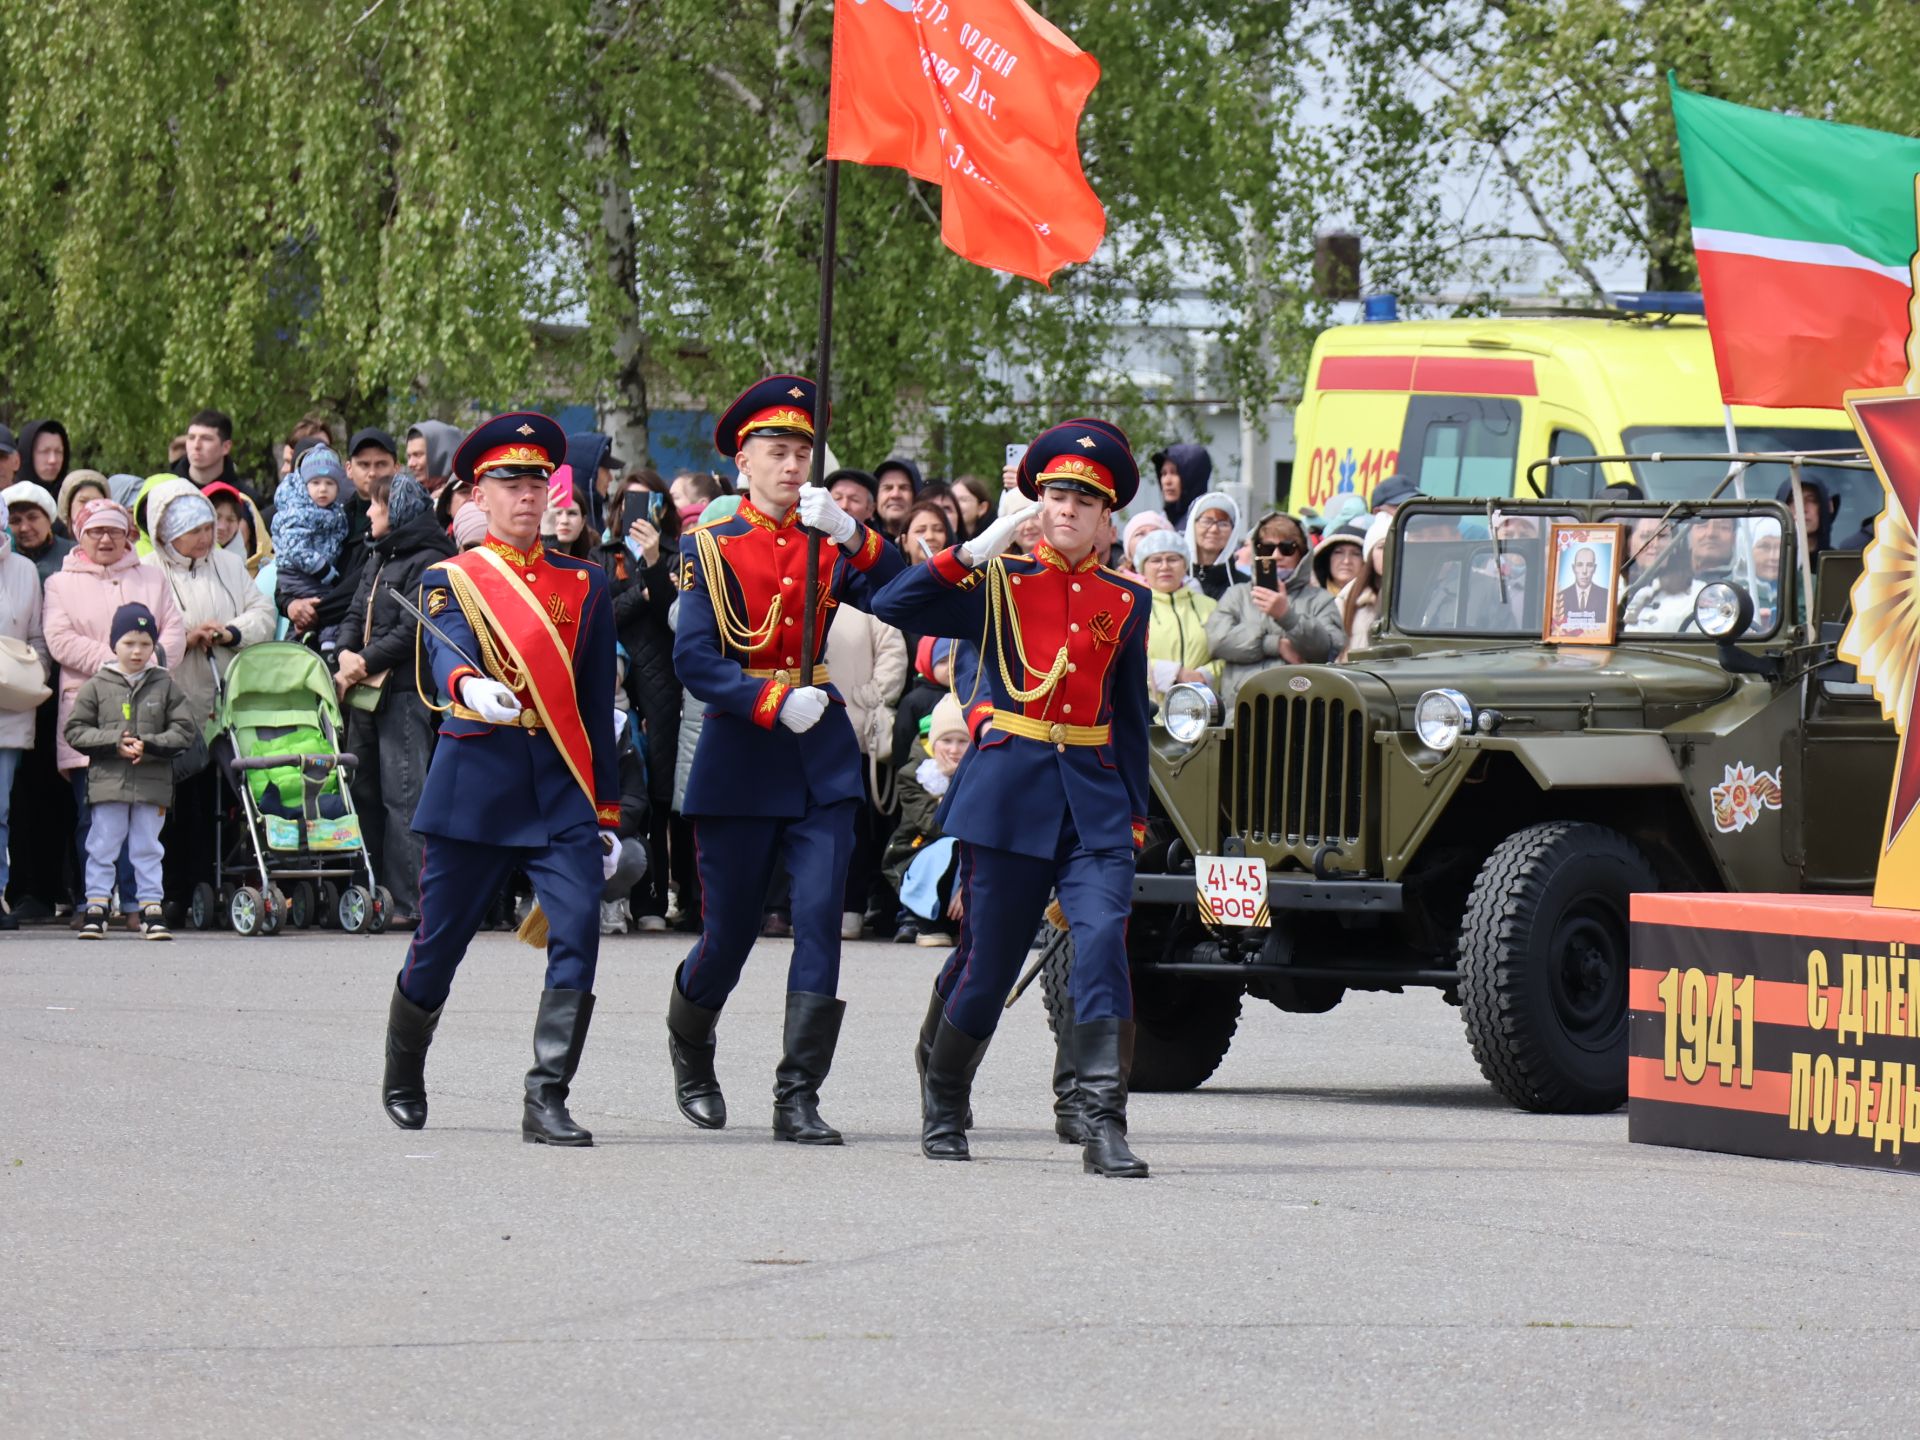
[1671,82,1920,408]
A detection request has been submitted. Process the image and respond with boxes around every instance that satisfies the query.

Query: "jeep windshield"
[1392,507,1787,640]
[1613,426,1874,541]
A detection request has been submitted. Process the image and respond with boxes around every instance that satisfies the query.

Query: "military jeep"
[1040,455,1894,1112]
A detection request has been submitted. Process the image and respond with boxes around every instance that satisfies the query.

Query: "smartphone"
[1005,442,1029,469]
[1254,555,1280,591]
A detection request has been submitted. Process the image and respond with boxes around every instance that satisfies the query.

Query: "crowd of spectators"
[14,408,1748,943]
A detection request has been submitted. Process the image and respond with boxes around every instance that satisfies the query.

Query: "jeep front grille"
[1231,690,1368,860]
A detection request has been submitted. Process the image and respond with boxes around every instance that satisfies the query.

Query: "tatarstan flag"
[827,0,1105,285]
[1672,81,1920,408]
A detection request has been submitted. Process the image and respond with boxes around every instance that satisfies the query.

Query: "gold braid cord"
[411,564,530,711]
[984,558,1068,708]
[694,527,783,653]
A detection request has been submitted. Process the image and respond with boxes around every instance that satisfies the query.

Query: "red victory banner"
[827,0,1106,285]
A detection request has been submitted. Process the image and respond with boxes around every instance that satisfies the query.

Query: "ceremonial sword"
[384,583,487,676]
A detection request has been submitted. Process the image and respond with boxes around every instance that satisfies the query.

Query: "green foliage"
[1322,0,1920,295]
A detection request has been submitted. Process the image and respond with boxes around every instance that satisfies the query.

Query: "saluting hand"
[796,485,858,546]
[778,686,829,734]
[961,503,1035,567]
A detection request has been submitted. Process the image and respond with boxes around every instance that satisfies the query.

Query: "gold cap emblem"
[1077,434,1097,449]
[788,386,806,399]
[516,423,535,436]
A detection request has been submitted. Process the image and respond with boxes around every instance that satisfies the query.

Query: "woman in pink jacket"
[44,500,186,920]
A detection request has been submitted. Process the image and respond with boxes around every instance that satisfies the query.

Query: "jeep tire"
[1038,926,1243,1091]
[1458,820,1654,1114]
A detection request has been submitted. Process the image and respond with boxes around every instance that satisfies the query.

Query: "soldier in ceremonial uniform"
[667,376,905,1143]
[874,418,1153,1177]
[378,413,623,1147]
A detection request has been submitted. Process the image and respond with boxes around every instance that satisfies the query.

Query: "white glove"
[961,504,1036,567]
[796,484,858,546]
[461,677,523,723]
[601,833,620,883]
[1149,658,1182,694]
[778,686,829,734]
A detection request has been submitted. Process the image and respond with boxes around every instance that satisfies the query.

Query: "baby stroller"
[188,642,391,936]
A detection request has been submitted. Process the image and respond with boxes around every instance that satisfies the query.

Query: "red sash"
[442,548,597,808]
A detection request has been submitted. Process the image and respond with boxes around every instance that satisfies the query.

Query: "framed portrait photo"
[1543,522,1624,645]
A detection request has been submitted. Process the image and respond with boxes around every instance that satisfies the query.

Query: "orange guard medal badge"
[1838,194,1920,908]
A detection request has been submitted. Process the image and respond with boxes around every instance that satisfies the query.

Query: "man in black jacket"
[334,470,455,924]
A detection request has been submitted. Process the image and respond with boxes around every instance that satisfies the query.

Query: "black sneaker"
[0,910,17,931]
[141,905,172,942]
[77,905,109,940]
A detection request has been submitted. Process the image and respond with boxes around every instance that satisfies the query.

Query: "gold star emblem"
[516,423,535,436]
[1077,434,1097,449]
[788,386,806,399]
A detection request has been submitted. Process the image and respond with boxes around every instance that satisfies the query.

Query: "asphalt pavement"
[5,926,1917,1438]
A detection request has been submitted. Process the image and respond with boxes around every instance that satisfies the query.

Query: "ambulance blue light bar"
[1606,291,1705,316]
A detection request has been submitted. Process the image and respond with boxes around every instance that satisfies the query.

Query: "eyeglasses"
[1255,539,1303,557]
[1193,514,1233,531]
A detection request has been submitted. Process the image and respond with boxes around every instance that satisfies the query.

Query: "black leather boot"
[921,1016,990,1161]
[522,989,595,1146]
[913,987,973,1129]
[382,982,442,1130]
[1052,1024,1086,1144]
[772,991,846,1144]
[667,976,726,1130]
[1074,1018,1149,1178]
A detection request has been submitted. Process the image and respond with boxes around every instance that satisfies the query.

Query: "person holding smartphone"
[600,468,683,933]
[1203,509,1347,704]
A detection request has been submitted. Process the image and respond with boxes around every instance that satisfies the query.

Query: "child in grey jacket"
[63,602,198,940]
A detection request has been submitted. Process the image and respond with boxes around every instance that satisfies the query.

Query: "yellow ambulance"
[1287,301,1876,540]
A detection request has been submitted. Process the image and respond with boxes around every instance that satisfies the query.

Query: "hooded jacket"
[44,542,188,771]
[563,431,611,536]
[1184,491,1246,601]
[1776,474,1836,555]
[130,473,175,559]
[0,531,51,750]
[1152,442,1212,531]
[144,478,278,730]
[1203,512,1347,705]
[339,502,458,696]
[3,480,75,580]
[202,480,274,576]
[15,419,71,490]
[876,457,925,495]
[405,420,462,490]
[63,660,198,807]
[271,465,348,583]
[57,471,112,534]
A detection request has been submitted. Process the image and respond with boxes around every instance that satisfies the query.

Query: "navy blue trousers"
[940,811,1135,1040]
[679,799,858,1010]
[398,818,602,1010]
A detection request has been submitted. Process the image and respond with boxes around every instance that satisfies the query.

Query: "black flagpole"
[800,158,839,690]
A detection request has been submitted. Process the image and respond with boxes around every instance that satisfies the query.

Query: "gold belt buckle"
[1048,722,1067,745]
[518,709,539,730]
[773,668,792,687]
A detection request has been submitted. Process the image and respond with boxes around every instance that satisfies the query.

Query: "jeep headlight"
[1693,581,1753,640]
[1163,681,1221,745]
[1414,688,1474,752]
